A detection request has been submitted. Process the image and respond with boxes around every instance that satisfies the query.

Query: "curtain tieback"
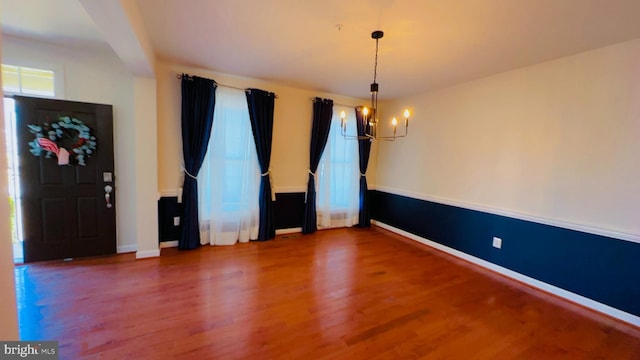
[360,172,366,177]
[305,169,318,203]
[181,164,198,180]
[179,166,198,205]
[261,169,276,201]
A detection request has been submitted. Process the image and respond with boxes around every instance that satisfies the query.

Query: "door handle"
[104,185,113,208]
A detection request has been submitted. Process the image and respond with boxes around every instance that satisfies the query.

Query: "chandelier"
[341,30,410,141]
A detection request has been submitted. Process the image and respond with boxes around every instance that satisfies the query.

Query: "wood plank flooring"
[15,227,640,359]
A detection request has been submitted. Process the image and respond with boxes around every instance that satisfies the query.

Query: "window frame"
[2,63,64,99]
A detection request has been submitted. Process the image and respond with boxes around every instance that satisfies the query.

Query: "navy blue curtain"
[302,98,333,234]
[246,88,276,241]
[355,107,372,227]
[179,74,217,250]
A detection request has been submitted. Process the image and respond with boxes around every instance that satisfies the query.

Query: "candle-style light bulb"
[340,110,346,120]
[363,107,369,116]
[340,110,346,130]
[392,117,397,137]
[404,109,410,128]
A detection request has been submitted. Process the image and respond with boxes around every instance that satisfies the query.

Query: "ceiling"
[1,0,106,49]
[2,0,640,99]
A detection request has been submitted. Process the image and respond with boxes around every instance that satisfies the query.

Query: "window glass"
[2,64,55,97]
[1,65,20,93]
[197,87,260,245]
[317,105,360,228]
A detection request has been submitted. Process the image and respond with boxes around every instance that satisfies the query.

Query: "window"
[316,105,360,228]
[197,87,260,245]
[2,64,55,97]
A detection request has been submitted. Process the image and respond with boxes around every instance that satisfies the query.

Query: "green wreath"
[28,116,97,166]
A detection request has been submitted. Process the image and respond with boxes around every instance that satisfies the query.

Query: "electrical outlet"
[173,216,180,226]
[492,237,502,249]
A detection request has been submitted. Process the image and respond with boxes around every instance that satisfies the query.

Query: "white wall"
[2,35,139,251]
[133,77,159,258]
[0,30,20,340]
[376,38,640,240]
[156,61,370,195]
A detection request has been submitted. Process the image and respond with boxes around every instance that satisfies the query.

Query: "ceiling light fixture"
[341,30,410,141]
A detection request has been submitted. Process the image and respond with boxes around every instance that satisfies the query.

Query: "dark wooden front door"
[15,96,116,262]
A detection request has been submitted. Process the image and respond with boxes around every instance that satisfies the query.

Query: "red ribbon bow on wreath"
[38,138,70,165]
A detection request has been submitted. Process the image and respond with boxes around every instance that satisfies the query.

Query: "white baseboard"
[117,244,136,254]
[276,227,302,235]
[158,232,302,247]
[160,241,178,248]
[135,249,160,259]
[372,220,640,328]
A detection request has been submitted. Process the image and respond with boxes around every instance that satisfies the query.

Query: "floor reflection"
[15,265,44,340]
[312,233,356,335]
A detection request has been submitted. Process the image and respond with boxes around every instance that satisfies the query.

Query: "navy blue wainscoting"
[158,197,183,242]
[274,192,305,230]
[158,193,306,243]
[369,190,640,317]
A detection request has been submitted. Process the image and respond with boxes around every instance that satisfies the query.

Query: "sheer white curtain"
[198,87,260,245]
[317,105,360,229]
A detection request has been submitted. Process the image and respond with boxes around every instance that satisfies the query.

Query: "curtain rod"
[177,74,277,98]
[310,98,361,108]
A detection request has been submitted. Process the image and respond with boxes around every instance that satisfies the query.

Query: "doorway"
[7,96,116,263]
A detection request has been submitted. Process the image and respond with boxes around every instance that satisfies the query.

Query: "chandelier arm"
[343,134,375,140]
[341,122,375,140]
[394,124,409,138]
[342,125,408,140]
[365,122,409,140]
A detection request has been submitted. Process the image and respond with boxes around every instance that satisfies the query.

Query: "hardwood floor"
[15,227,640,359]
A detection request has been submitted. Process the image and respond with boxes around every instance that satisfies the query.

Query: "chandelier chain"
[373,38,379,84]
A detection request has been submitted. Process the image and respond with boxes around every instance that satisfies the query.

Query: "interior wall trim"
[160,233,304,247]
[276,227,302,235]
[117,245,136,254]
[157,233,305,247]
[372,220,640,328]
[160,241,178,248]
[274,186,307,193]
[135,249,160,259]
[159,190,178,197]
[374,185,639,244]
